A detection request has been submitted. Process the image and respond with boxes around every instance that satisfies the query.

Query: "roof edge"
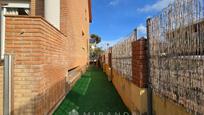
[88,0,92,23]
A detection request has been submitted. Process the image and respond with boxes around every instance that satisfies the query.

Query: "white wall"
[44,0,60,29]
[0,7,4,59]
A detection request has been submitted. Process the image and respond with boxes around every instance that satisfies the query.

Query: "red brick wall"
[5,16,68,115]
[0,1,91,114]
[30,0,89,69]
[60,0,68,35]
[31,0,44,17]
[108,53,112,68]
[60,0,90,69]
[132,39,147,88]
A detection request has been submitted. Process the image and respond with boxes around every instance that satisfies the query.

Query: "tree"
[93,47,104,56]
[90,34,101,44]
[90,46,104,60]
[89,34,103,61]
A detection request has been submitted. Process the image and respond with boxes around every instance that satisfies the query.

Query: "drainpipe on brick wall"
[3,54,12,115]
[1,6,6,60]
[1,4,12,115]
[147,18,153,115]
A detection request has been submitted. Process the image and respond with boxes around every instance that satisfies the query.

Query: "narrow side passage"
[54,66,130,115]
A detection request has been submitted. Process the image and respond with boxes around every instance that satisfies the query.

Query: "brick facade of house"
[0,0,91,114]
[31,0,45,16]
[5,16,68,114]
[60,0,90,69]
[31,0,91,69]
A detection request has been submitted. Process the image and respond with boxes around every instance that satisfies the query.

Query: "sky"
[90,0,174,48]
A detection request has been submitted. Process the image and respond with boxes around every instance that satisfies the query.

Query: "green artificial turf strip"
[72,77,91,95]
[53,66,130,115]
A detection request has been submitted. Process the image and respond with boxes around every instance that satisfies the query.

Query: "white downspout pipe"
[0,5,10,115]
[1,7,6,60]
[1,5,11,115]
[3,54,12,115]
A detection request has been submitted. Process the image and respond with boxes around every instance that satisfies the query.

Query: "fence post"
[3,54,12,115]
[134,28,137,40]
[109,48,112,79]
[146,18,152,115]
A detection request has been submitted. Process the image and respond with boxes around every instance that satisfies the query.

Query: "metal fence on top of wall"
[148,0,204,114]
[111,30,137,80]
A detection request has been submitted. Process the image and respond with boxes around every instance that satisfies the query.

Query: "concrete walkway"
[53,66,130,115]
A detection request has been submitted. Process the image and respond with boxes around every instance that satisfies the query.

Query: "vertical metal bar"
[146,18,152,115]
[1,7,6,60]
[3,54,12,115]
[134,28,137,40]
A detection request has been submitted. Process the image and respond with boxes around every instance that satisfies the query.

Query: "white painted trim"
[0,8,1,59]
[4,2,30,8]
[2,0,30,8]
[1,7,6,60]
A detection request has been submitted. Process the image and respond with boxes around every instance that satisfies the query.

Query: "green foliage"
[89,34,103,60]
[90,34,101,44]
[90,47,104,60]
[94,47,104,55]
